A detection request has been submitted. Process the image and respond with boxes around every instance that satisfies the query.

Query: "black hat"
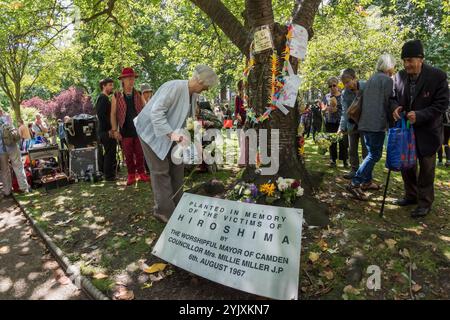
[401,40,424,59]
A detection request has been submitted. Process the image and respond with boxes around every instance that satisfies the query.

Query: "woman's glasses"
[328,84,337,88]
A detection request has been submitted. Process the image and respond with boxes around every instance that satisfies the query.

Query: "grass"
[15,132,449,300]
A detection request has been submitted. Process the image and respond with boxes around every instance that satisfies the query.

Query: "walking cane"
[379,169,391,218]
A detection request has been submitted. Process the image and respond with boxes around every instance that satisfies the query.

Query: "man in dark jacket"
[391,40,449,218]
[96,78,117,181]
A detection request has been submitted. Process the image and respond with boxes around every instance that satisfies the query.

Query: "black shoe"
[343,170,356,180]
[329,161,337,168]
[343,161,349,168]
[410,206,431,218]
[105,177,118,182]
[392,198,417,206]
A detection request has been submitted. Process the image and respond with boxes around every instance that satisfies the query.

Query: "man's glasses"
[329,84,337,88]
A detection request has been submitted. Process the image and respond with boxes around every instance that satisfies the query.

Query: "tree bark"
[191,0,322,189]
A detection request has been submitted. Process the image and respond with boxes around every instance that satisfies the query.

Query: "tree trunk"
[220,85,228,102]
[12,101,21,123]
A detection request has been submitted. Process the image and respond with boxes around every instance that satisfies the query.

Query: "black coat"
[391,64,449,157]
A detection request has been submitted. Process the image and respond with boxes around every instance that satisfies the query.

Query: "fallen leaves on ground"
[385,239,397,249]
[399,248,410,258]
[144,263,167,274]
[113,286,135,300]
[322,270,334,280]
[0,246,10,254]
[53,269,71,285]
[308,252,320,263]
[412,284,422,293]
[93,272,108,279]
[343,285,360,295]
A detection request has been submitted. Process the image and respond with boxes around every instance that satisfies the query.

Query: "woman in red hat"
[111,67,150,185]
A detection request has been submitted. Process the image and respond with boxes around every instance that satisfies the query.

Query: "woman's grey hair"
[192,65,218,88]
[376,53,396,72]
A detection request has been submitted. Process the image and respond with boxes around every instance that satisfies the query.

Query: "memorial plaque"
[152,193,303,300]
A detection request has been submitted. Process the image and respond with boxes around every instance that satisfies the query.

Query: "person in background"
[437,105,450,166]
[339,68,368,179]
[97,78,117,181]
[134,64,218,223]
[300,104,312,139]
[50,123,57,145]
[224,104,232,120]
[111,68,150,186]
[28,123,34,139]
[57,116,70,150]
[311,99,323,141]
[391,40,449,218]
[141,83,153,104]
[346,54,396,200]
[18,119,31,152]
[32,114,48,138]
[322,77,348,167]
[235,80,248,167]
[0,110,30,197]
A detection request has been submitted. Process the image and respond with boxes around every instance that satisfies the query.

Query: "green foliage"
[302,4,407,93]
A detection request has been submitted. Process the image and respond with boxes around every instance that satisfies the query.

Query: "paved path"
[0,194,86,300]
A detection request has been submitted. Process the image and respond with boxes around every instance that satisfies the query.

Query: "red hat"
[118,67,138,80]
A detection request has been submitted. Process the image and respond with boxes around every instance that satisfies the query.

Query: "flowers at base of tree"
[227,178,304,207]
[315,132,343,155]
[276,177,304,205]
[259,183,276,197]
[227,182,259,203]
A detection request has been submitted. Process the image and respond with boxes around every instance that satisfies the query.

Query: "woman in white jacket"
[134,65,218,223]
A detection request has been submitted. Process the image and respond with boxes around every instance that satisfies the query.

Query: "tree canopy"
[0,0,447,120]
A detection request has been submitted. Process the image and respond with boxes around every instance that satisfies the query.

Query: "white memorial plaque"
[152,193,303,300]
[290,24,309,60]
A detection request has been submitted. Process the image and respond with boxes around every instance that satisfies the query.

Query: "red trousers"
[121,137,145,175]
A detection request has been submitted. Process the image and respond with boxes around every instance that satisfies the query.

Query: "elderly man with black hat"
[391,40,449,218]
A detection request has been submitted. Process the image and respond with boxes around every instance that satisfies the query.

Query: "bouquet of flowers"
[227,182,259,203]
[258,177,304,206]
[315,132,343,155]
[276,177,304,206]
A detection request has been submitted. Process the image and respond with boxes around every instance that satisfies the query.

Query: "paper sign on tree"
[253,25,274,53]
[289,24,309,60]
[278,61,301,108]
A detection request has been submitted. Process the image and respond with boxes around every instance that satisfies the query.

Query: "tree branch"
[190,0,251,56]
[81,0,117,23]
[292,0,323,38]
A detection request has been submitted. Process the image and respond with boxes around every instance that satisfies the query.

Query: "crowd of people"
[0,40,448,222]
[299,40,449,218]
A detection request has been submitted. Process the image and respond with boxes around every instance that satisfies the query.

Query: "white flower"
[278,181,289,192]
[234,184,241,191]
[296,187,304,197]
[186,118,194,131]
[285,178,295,185]
[244,189,252,196]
